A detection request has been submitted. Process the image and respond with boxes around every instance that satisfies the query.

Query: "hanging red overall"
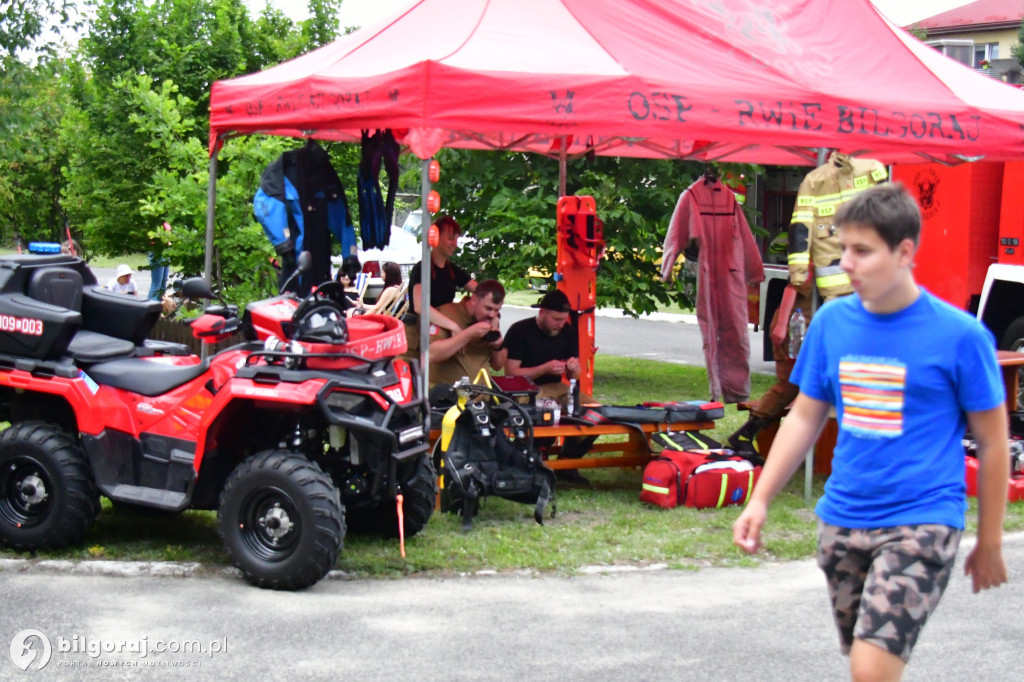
[661,179,764,403]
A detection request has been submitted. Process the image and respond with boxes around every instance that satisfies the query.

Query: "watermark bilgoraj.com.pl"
[10,629,227,671]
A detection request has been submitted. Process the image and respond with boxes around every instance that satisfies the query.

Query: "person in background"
[381,261,402,291]
[105,264,138,295]
[147,221,172,301]
[335,255,364,307]
[408,215,477,332]
[733,184,1008,682]
[366,261,405,315]
[503,289,592,485]
[426,279,506,389]
[503,289,580,404]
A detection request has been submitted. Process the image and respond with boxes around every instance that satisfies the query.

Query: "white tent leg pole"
[204,151,218,284]
[418,159,433,397]
[202,150,219,362]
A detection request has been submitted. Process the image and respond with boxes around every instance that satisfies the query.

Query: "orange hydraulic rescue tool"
[555,195,605,398]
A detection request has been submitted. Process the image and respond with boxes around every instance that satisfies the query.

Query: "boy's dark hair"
[434,215,462,236]
[835,183,921,250]
[475,279,505,305]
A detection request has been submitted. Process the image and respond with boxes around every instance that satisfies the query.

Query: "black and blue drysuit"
[253,141,356,295]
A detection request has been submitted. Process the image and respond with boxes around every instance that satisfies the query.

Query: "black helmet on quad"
[295,303,348,345]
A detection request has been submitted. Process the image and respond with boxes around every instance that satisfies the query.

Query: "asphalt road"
[2,533,1021,680]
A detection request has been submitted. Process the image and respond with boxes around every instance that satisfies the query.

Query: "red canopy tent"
[209,0,1024,165]
[205,0,1024,387]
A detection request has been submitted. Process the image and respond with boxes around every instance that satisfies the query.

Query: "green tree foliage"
[61,0,339,271]
[1013,20,1024,67]
[0,0,74,58]
[0,57,75,244]
[0,0,77,240]
[303,0,341,47]
[127,74,285,302]
[65,0,253,256]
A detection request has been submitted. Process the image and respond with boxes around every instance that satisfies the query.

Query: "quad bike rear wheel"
[218,450,345,590]
[0,421,101,550]
[344,452,436,538]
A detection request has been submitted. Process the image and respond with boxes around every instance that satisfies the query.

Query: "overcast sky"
[250,0,974,31]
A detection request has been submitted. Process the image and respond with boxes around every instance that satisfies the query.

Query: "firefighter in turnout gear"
[787,151,888,302]
[727,152,888,457]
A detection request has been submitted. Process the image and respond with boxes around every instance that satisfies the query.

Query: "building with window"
[911,0,1024,81]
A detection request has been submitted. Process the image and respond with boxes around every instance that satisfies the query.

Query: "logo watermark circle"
[10,629,52,671]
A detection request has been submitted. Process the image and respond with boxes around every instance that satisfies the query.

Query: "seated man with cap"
[503,289,580,403]
[420,279,507,389]
[503,289,593,485]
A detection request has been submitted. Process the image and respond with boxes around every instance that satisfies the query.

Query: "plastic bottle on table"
[567,379,577,417]
[788,308,806,358]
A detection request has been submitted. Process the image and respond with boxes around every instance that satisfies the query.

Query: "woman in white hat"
[105,264,138,295]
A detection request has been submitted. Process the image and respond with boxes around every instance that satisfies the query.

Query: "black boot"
[727,416,769,464]
[555,469,591,486]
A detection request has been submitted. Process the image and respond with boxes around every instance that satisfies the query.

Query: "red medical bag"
[640,450,760,509]
[964,455,1024,503]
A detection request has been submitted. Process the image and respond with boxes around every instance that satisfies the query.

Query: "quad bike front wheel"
[218,450,345,590]
[0,421,101,550]
[345,452,437,538]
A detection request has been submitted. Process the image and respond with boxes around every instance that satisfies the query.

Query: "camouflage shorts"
[816,521,961,663]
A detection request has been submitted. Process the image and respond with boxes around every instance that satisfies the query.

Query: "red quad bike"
[0,252,433,590]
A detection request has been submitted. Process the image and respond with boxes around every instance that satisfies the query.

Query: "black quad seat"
[67,330,137,363]
[0,255,164,364]
[85,358,210,396]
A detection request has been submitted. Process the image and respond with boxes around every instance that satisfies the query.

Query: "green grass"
[2,357,1023,578]
[83,253,149,270]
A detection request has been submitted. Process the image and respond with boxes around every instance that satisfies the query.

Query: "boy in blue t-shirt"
[733,183,1009,681]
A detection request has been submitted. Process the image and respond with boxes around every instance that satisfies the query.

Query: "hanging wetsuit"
[661,177,764,403]
[357,130,401,251]
[253,140,356,295]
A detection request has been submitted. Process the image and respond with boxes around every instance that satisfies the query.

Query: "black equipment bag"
[595,401,725,424]
[436,385,556,531]
[650,430,724,453]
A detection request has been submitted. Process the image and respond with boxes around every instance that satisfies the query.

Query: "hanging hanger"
[703,163,719,185]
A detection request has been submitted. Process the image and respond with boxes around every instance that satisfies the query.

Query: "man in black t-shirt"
[408,215,477,333]
[503,289,580,403]
[503,289,592,484]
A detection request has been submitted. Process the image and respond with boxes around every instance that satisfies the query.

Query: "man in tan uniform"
[427,279,506,389]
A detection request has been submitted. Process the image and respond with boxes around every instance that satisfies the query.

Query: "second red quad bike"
[0,252,433,590]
